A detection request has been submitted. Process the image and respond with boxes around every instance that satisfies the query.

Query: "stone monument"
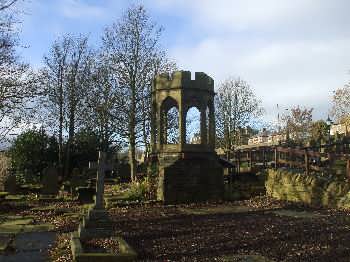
[41,166,59,195]
[149,71,224,203]
[78,151,113,239]
[3,174,17,194]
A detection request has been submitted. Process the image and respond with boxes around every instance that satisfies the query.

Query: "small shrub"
[125,179,151,201]
[111,184,123,194]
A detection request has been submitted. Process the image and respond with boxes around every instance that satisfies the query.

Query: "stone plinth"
[78,207,113,239]
[156,152,224,204]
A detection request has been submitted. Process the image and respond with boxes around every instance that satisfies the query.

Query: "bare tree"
[102,5,175,181]
[0,0,37,146]
[41,36,70,166]
[41,34,94,176]
[82,54,126,153]
[216,77,263,157]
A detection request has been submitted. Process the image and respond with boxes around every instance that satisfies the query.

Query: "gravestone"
[69,168,84,195]
[77,187,95,203]
[89,160,113,178]
[117,160,131,182]
[3,174,17,194]
[24,169,35,184]
[41,166,59,195]
[78,151,113,239]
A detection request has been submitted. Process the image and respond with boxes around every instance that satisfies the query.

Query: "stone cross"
[95,151,107,209]
[89,160,113,172]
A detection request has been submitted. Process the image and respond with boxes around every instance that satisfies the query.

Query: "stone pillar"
[236,151,240,174]
[200,107,207,145]
[249,150,252,168]
[95,151,106,210]
[163,110,168,144]
[208,101,215,149]
[179,103,186,148]
[150,102,156,152]
[157,105,162,147]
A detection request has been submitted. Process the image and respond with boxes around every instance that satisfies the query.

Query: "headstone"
[24,169,35,184]
[77,187,95,203]
[95,152,107,209]
[117,160,131,183]
[41,166,59,195]
[89,160,113,177]
[69,168,82,195]
[4,174,17,194]
[78,151,113,239]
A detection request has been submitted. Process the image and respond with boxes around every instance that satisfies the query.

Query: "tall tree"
[309,120,328,145]
[0,0,36,145]
[216,77,263,157]
[330,82,350,131]
[41,34,94,176]
[102,5,175,181]
[82,54,126,153]
[41,36,70,166]
[281,106,313,145]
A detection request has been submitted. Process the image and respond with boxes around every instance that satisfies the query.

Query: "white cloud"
[164,0,350,125]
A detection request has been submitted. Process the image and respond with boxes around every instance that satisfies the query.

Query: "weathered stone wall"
[266,169,350,208]
[224,173,266,201]
[157,152,224,203]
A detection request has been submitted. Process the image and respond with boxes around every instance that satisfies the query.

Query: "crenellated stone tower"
[149,71,223,203]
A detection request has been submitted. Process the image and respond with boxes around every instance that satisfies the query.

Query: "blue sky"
[17,0,350,125]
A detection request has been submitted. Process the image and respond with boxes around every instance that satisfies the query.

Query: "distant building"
[330,123,347,136]
[189,133,201,144]
[236,126,258,146]
[248,129,286,146]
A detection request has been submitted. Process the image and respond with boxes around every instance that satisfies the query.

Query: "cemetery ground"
[1,185,350,262]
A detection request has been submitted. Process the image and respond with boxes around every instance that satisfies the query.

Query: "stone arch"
[166,106,179,144]
[160,96,179,145]
[185,106,201,144]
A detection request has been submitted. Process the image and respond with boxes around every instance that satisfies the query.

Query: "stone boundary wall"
[266,169,350,208]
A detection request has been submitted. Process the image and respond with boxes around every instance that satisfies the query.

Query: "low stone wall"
[266,169,350,208]
[224,173,266,201]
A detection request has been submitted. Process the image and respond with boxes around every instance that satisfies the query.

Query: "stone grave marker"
[24,169,35,184]
[78,151,113,239]
[89,160,113,177]
[41,166,59,195]
[3,174,17,194]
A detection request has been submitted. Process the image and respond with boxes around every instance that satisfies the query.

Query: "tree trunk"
[129,79,137,182]
[65,90,76,178]
[58,68,64,170]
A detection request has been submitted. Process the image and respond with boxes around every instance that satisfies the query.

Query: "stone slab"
[0,232,56,262]
[219,254,274,262]
[71,232,137,262]
[178,205,253,215]
[267,209,324,219]
[0,234,13,253]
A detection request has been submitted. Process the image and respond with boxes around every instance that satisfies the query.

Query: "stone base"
[78,208,113,239]
[155,152,224,204]
[71,231,137,262]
